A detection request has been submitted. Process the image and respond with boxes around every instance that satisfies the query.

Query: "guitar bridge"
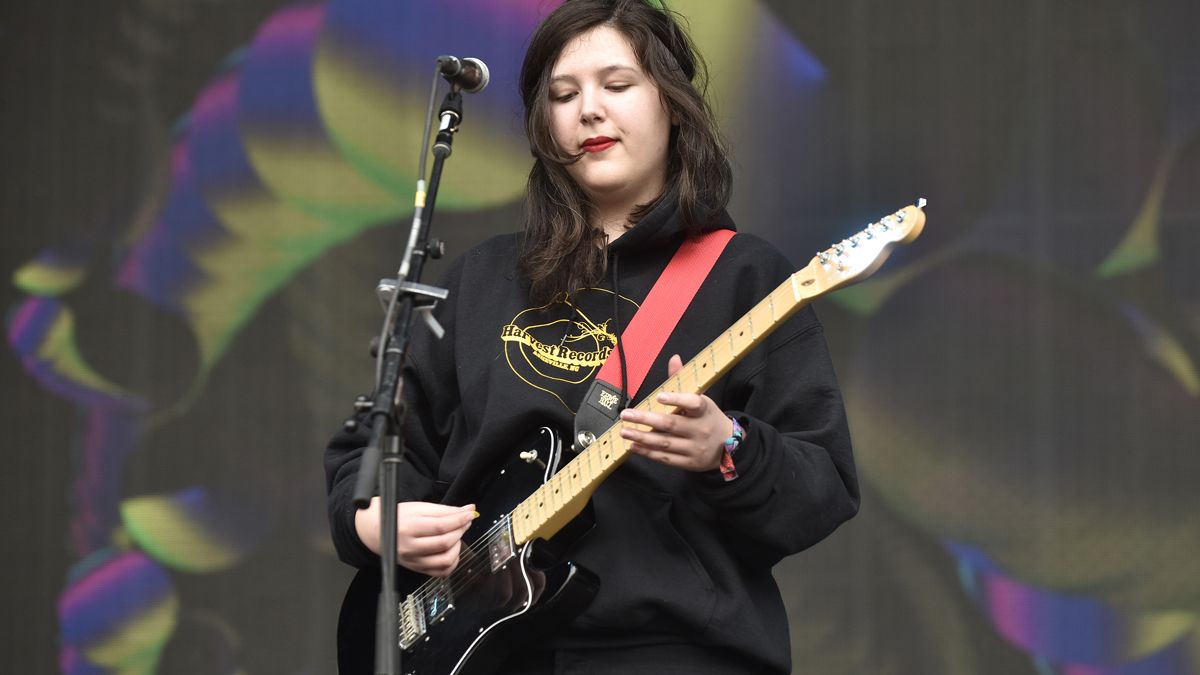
[398,593,425,650]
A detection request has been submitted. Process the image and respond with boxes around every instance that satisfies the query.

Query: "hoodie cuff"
[330,487,383,569]
[694,412,760,491]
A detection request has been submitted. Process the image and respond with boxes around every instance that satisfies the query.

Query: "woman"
[326,1,859,672]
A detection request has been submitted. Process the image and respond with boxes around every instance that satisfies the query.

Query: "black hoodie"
[325,197,859,673]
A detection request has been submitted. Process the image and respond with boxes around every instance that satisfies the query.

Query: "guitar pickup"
[425,578,453,623]
[490,519,515,572]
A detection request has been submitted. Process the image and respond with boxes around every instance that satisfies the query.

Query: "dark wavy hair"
[518,0,733,304]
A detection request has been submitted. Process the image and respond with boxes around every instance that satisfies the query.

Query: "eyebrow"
[550,64,641,84]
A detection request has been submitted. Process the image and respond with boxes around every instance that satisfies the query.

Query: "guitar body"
[337,428,600,675]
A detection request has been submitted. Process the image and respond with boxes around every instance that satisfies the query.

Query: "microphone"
[436,55,489,93]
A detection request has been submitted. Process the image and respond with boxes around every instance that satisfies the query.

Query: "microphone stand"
[350,82,466,675]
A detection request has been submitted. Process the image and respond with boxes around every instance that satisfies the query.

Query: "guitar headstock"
[795,199,927,298]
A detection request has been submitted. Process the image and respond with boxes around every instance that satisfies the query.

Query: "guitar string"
[410,486,557,608]
[408,445,599,610]
[407,429,627,613]
[426,468,569,603]
[413,436,570,606]
[410,514,507,607]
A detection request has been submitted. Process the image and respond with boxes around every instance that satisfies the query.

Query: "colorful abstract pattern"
[9,1,536,671]
[5,1,1199,673]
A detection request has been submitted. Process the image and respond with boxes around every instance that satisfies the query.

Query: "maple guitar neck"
[510,201,927,546]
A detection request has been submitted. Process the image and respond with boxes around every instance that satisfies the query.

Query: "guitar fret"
[769,293,776,321]
[790,274,800,301]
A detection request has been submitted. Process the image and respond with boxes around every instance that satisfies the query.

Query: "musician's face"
[547,25,674,212]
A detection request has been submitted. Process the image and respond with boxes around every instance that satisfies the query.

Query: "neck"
[590,186,664,244]
[595,210,629,243]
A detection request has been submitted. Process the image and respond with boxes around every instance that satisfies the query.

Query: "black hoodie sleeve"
[687,237,859,567]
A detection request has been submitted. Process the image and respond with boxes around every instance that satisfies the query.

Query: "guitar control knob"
[520,450,547,469]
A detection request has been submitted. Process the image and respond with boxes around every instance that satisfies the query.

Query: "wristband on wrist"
[719,415,745,482]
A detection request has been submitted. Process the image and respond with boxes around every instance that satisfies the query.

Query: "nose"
[579,87,604,124]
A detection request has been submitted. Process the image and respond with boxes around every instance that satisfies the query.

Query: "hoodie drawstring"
[611,253,630,410]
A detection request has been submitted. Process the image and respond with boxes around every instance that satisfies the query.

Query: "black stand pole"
[350,87,465,675]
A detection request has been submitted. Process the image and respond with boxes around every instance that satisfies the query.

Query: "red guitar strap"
[573,229,735,448]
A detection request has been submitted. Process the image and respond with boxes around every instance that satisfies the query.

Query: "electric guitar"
[337,200,927,675]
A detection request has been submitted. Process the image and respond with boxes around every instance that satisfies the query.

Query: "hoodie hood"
[606,190,736,256]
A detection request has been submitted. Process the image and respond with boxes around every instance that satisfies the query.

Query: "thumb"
[667,354,683,377]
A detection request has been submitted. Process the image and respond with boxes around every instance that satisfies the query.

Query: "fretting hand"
[618,354,734,472]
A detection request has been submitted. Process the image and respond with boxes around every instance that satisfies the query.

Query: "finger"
[622,426,691,459]
[620,419,678,451]
[654,390,708,416]
[402,517,472,556]
[398,517,473,554]
[620,408,683,434]
[410,540,463,577]
[400,525,468,557]
[667,354,684,377]
[403,502,476,518]
[400,505,477,537]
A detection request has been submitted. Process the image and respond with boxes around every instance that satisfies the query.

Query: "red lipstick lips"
[581,136,616,153]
